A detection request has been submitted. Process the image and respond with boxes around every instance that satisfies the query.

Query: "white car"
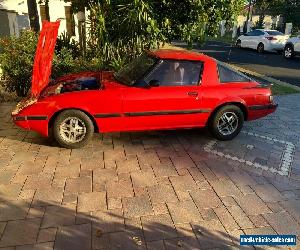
[284,35,300,59]
[236,29,289,53]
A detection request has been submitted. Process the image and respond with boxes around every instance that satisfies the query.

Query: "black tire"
[257,43,264,53]
[208,105,244,141]
[284,44,295,59]
[236,39,242,48]
[53,109,94,149]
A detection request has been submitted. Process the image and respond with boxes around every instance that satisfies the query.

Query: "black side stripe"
[15,116,48,121]
[94,113,121,118]
[248,104,277,111]
[124,109,211,117]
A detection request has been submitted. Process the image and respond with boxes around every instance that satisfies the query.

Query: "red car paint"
[12,22,277,138]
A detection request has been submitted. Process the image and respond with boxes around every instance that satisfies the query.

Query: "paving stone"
[146,240,165,250]
[190,189,222,209]
[234,194,271,215]
[0,218,41,247]
[93,168,118,185]
[152,163,178,178]
[125,217,142,231]
[131,170,158,188]
[27,206,45,219]
[244,227,276,235]
[263,211,300,235]
[23,173,53,190]
[92,209,124,233]
[108,197,122,210]
[0,200,30,221]
[42,204,76,228]
[116,157,140,174]
[32,187,63,206]
[170,156,196,170]
[210,179,243,197]
[279,200,300,223]
[0,167,17,185]
[266,202,285,213]
[192,219,232,249]
[107,180,134,198]
[62,193,78,204]
[167,201,202,224]
[164,237,201,250]
[55,223,91,250]
[77,191,107,213]
[221,196,238,207]
[16,242,54,250]
[252,184,285,202]
[92,229,146,250]
[141,214,177,241]
[0,184,22,201]
[228,205,254,229]
[200,208,218,221]
[249,214,269,228]
[123,194,153,218]
[138,152,161,167]
[64,176,92,194]
[18,161,43,175]
[55,165,80,179]
[214,205,240,231]
[169,174,198,200]
[0,222,6,236]
[227,170,258,187]
[37,228,57,243]
[148,183,178,204]
[152,203,168,215]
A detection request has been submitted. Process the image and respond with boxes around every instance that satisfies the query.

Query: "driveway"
[0,95,300,249]
[197,41,300,87]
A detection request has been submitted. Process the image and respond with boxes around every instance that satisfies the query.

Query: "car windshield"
[114,53,157,86]
[266,31,284,36]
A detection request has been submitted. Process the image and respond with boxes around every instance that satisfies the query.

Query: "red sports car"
[12,22,277,149]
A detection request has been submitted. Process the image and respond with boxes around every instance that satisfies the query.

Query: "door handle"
[188,91,198,97]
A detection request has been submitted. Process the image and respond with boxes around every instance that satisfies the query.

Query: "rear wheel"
[236,39,242,48]
[209,105,244,141]
[284,45,295,59]
[53,110,94,149]
[257,43,264,53]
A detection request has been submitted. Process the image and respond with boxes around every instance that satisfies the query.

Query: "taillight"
[266,36,277,41]
[269,95,274,103]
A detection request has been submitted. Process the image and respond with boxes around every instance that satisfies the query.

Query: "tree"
[27,0,40,32]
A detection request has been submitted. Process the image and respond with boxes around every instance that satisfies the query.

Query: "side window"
[145,60,203,87]
[218,64,250,83]
[246,31,256,36]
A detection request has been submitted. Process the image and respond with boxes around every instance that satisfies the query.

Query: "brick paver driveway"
[0,94,300,250]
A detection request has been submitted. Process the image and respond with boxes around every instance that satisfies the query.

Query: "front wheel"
[236,39,242,48]
[208,105,244,141]
[53,110,94,149]
[284,45,295,59]
[257,43,264,53]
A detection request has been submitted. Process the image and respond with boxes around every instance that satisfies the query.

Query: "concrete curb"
[226,63,300,91]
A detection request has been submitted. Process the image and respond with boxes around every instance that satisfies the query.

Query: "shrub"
[0,30,38,97]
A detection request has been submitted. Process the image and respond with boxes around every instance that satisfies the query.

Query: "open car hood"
[11,21,59,116]
[31,21,60,97]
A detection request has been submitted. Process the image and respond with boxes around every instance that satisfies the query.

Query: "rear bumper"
[12,115,49,137]
[248,103,278,120]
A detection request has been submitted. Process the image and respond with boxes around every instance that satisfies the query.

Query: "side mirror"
[149,79,160,87]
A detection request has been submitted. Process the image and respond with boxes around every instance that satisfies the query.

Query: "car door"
[242,31,255,48]
[122,60,208,131]
[294,36,300,52]
[247,30,262,49]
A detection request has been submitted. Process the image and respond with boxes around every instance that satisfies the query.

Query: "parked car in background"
[284,35,300,59]
[236,29,289,53]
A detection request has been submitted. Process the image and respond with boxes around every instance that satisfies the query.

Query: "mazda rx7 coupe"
[12,22,277,149]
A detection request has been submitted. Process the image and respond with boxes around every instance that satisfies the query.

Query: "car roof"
[148,49,214,62]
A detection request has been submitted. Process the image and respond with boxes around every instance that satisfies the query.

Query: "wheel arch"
[48,108,99,134]
[207,102,248,126]
[285,42,294,50]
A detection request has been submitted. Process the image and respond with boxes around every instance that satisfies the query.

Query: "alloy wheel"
[284,47,293,58]
[59,117,87,143]
[217,112,239,136]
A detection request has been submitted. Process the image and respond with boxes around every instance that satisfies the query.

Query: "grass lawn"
[271,83,300,96]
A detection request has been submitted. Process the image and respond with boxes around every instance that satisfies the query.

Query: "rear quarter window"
[218,64,250,83]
